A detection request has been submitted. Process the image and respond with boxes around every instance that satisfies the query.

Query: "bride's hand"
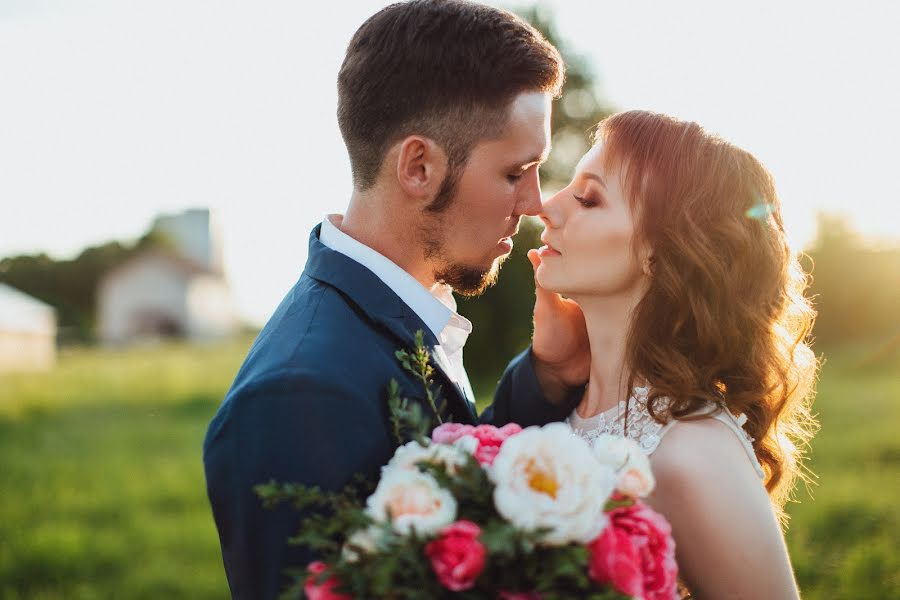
[527,248,590,403]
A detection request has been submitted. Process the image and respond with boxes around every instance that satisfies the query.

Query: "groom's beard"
[422,219,506,297]
[435,254,506,297]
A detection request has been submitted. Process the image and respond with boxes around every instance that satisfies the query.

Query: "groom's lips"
[496,225,519,253]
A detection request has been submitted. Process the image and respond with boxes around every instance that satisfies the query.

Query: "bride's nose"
[539,188,565,229]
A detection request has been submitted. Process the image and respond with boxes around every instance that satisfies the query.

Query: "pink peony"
[473,423,523,445]
[432,423,476,445]
[470,423,523,466]
[432,423,523,466]
[473,443,501,466]
[587,501,678,600]
[304,561,353,600]
[425,520,487,591]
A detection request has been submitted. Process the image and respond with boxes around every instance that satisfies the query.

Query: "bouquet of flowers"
[256,333,678,599]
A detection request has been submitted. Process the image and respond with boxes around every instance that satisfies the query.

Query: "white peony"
[452,434,480,456]
[341,525,384,563]
[365,468,457,536]
[590,433,656,498]
[385,440,471,475]
[489,422,616,545]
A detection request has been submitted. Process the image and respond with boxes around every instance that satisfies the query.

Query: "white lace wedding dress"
[567,386,765,479]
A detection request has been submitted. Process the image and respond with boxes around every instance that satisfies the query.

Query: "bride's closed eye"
[573,193,599,208]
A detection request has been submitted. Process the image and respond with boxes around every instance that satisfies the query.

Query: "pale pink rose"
[591,433,656,498]
[432,423,476,444]
[304,561,353,600]
[618,467,655,498]
[425,520,486,591]
[587,501,678,600]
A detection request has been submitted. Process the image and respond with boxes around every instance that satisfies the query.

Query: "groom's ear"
[395,136,448,200]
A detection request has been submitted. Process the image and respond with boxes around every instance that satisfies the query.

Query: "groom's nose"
[514,169,543,217]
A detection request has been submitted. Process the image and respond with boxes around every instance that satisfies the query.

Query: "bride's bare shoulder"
[644,416,777,578]
[645,418,799,598]
[648,416,761,496]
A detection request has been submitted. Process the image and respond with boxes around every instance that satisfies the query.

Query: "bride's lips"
[538,236,561,257]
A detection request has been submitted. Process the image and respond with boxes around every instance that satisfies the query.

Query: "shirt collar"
[319,215,472,342]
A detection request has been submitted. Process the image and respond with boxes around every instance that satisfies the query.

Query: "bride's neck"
[573,293,641,417]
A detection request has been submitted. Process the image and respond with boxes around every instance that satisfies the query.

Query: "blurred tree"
[520,4,614,192]
[0,229,175,343]
[803,213,900,351]
[458,6,613,393]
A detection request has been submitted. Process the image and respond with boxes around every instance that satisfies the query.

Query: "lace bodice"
[567,386,765,479]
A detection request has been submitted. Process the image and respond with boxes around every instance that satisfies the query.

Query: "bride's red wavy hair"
[596,111,818,525]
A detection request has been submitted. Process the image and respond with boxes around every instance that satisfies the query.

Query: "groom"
[203,1,589,598]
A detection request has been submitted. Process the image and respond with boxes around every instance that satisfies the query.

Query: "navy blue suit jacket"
[203,225,578,599]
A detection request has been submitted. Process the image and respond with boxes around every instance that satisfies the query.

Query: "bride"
[530,110,818,598]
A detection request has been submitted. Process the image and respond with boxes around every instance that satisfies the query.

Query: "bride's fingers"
[526,248,541,274]
[527,249,548,294]
[528,248,561,306]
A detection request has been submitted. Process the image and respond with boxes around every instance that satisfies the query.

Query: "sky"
[1,0,898,325]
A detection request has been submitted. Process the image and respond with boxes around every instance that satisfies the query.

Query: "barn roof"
[98,248,214,286]
[0,282,56,333]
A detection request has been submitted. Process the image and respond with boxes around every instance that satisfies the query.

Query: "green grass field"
[0,337,897,599]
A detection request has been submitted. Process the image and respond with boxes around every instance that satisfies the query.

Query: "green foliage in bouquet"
[255,473,376,557]
[388,329,447,445]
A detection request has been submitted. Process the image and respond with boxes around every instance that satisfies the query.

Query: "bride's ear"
[395,136,448,200]
[639,245,654,276]
[642,254,655,276]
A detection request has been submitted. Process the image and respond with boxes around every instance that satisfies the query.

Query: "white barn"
[97,250,235,344]
[96,208,236,345]
[0,283,57,372]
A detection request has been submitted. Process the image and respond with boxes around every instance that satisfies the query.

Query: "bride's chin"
[536,272,563,293]
[539,275,575,297]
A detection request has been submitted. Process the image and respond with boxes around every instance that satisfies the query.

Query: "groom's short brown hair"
[337,0,564,193]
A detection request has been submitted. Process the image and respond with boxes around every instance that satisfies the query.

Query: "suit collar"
[303,225,477,422]
[319,215,457,338]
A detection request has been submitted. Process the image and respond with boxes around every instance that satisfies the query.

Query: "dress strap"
[709,410,766,479]
[657,408,766,480]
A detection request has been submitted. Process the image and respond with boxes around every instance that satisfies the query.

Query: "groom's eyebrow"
[511,150,551,171]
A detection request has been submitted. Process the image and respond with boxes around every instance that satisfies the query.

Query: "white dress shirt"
[319,215,477,407]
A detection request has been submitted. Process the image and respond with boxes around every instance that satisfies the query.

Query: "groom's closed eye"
[507,164,534,184]
[505,153,548,181]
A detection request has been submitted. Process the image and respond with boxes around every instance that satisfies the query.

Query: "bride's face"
[536,144,650,300]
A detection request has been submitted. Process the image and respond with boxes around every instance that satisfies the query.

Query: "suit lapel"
[303,226,477,424]
[380,314,477,424]
[430,357,476,422]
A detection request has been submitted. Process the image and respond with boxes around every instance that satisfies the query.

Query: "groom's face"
[427,92,551,295]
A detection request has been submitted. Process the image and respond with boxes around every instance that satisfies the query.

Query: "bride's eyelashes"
[573,193,598,208]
